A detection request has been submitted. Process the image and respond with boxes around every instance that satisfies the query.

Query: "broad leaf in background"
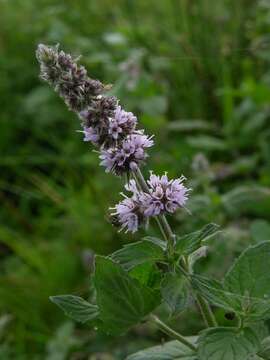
[111,240,165,270]
[250,220,270,243]
[224,241,270,321]
[175,223,220,255]
[126,340,197,360]
[198,327,259,360]
[50,295,99,323]
[258,336,270,359]
[161,273,191,317]
[94,256,160,334]
[222,186,270,218]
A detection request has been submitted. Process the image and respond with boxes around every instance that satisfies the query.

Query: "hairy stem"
[133,167,175,252]
[133,167,217,328]
[196,294,217,328]
[150,314,197,351]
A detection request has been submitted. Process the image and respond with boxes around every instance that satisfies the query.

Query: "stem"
[133,167,217,328]
[133,167,175,253]
[150,314,196,351]
[196,294,217,328]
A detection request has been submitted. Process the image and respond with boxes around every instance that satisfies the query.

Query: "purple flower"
[99,132,154,175]
[83,126,100,144]
[110,180,145,233]
[143,173,190,216]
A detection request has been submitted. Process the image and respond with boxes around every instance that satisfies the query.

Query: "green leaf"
[222,186,270,217]
[143,236,167,250]
[126,340,197,360]
[129,262,162,289]
[191,274,240,313]
[258,336,270,359]
[50,295,99,323]
[94,256,160,334]
[224,241,270,320]
[186,135,227,151]
[175,223,220,255]
[161,273,191,316]
[250,220,270,243]
[198,327,259,360]
[111,240,165,271]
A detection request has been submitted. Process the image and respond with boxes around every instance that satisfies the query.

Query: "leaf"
[188,246,208,272]
[258,336,270,359]
[161,273,191,316]
[198,327,259,360]
[94,256,160,334]
[186,135,227,151]
[167,119,214,133]
[191,274,240,313]
[224,241,270,320]
[111,240,165,271]
[250,220,270,243]
[50,295,99,323]
[129,262,162,289]
[126,340,197,360]
[143,236,167,250]
[175,223,220,255]
[222,186,270,217]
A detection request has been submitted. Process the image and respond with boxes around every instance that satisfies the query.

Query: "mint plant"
[36,44,270,360]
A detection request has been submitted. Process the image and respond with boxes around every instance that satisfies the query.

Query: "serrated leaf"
[258,336,270,359]
[129,262,162,289]
[111,240,165,271]
[222,186,270,217]
[50,295,99,323]
[143,236,167,250]
[224,241,270,320]
[198,327,259,360]
[161,273,191,316]
[126,340,197,360]
[251,220,270,243]
[175,223,220,255]
[191,274,241,313]
[95,256,160,334]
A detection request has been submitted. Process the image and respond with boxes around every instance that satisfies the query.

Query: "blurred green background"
[1,0,270,358]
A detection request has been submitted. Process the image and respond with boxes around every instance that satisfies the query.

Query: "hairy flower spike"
[36,44,104,111]
[36,44,153,175]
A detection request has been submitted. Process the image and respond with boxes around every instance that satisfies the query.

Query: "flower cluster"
[36,44,153,172]
[100,132,154,175]
[81,104,138,148]
[144,173,189,216]
[112,174,189,232]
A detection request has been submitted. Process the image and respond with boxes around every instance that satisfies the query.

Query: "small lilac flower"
[143,172,190,216]
[110,180,145,233]
[99,132,154,175]
[83,126,100,144]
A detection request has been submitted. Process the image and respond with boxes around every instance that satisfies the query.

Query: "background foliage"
[1,0,270,358]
